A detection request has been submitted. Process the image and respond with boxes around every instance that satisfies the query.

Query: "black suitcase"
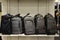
[1,14,12,34]
[11,14,23,34]
[34,14,46,34]
[44,13,57,35]
[24,16,35,35]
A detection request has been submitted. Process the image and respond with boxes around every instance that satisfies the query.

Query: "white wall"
[2,0,55,17]
[0,0,1,2]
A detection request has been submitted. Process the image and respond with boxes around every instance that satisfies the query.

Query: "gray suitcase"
[34,14,46,34]
[24,16,35,35]
[11,15,22,34]
[44,13,57,35]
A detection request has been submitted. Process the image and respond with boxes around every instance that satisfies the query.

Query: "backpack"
[22,13,30,33]
[34,14,46,34]
[11,14,23,34]
[24,16,35,35]
[1,14,12,34]
[44,13,57,35]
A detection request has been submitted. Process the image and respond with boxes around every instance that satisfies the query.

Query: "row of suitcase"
[1,13,57,35]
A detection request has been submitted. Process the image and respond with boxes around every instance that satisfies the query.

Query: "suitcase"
[11,14,23,34]
[24,16,35,35]
[1,14,12,34]
[44,13,57,35]
[34,14,46,34]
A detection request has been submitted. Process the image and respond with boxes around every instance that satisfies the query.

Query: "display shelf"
[1,34,59,37]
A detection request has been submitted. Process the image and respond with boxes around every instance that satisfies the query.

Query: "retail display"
[1,13,58,35]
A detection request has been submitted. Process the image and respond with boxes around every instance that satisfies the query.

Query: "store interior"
[0,0,60,40]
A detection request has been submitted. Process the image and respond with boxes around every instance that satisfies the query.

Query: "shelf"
[1,34,59,37]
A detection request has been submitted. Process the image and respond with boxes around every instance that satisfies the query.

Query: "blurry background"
[0,0,60,40]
